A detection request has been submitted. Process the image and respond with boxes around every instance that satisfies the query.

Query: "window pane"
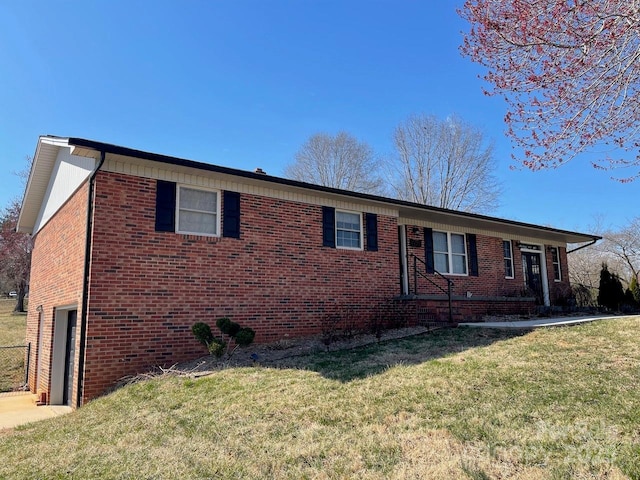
[503,240,511,258]
[336,212,360,231]
[180,188,217,212]
[552,248,561,280]
[178,211,217,235]
[450,234,465,254]
[504,258,513,278]
[434,252,449,273]
[452,254,467,274]
[337,230,361,248]
[336,211,361,248]
[433,231,448,252]
[504,241,513,277]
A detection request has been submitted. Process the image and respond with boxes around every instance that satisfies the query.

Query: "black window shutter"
[365,213,378,251]
[222,191,241,238]
[155,180,176,232]
[322,206,335,248]
[424,227,434,274]
[467,233,479,276]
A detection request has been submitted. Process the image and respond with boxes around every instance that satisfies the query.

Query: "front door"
[62,310,77,406]
[522,252,543,303]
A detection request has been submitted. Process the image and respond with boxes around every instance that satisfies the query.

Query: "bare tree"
[568,244,604,306]
[13,155,32,187]
[285,132,384,194]
[601,218,640,284]
[569,217,640,306]
[388,114,501,213]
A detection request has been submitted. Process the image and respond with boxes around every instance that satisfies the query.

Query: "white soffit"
[18,137,96,234]
[397,205,595,245]
[49,136,598,246]
[17,137,68,233]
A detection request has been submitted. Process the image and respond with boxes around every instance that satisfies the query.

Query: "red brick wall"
[24,170,577,405]
[25,184,88,404]
[406,226,527,298]
[404,225,571,306]
[81,171,400,401]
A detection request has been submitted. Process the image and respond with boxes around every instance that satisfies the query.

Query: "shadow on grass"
[256,326,532,383]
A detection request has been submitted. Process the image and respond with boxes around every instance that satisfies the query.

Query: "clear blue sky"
[0,1,635,233]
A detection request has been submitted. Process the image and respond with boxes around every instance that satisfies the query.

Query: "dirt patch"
[176,326,433,376]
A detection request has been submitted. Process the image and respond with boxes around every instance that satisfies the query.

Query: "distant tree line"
[569,217,640,311]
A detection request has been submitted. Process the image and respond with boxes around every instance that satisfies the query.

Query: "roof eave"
[17,136,73,234]
[64,136,600,245]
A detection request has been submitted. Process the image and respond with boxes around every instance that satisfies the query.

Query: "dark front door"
[522,252,543,303]
[63,310,77,406]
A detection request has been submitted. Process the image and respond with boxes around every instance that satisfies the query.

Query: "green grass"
[1,317,639,479]
[0,298,28,392]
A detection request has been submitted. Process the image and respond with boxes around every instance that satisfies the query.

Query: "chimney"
[254,168,267,175]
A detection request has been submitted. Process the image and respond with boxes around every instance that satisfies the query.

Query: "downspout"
[567,238,599,254]
[76,151,105,408]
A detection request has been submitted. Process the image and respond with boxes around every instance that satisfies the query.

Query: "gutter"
[64,136,599,244]
[567,238,599,254]
[75,150,106,408]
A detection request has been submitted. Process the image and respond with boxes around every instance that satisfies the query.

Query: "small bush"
[368,300,411,341]
[192,322,214,346]
[216,317,241,336]
[235,327,256,346]
[216,317,231,332]
[208,338,226,358]
[320,312,342,348]
[193,317,256,357]
[572,283,596,308]
[227,321,241,336]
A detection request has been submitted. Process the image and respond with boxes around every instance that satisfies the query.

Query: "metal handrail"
[412,254,454,323]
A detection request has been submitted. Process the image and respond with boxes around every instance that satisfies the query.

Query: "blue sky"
[0,1,635,232]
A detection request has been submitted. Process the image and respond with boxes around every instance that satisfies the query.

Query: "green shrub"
[205,317,257,356]
[228,321,241,336]
[207,338,226,358]
[630,275,640,304]
[216,317,240,337]
[191,322,214,346]
[234,327,255,346]
[216,317,230,333]
[216,317,241,336]
[597,263,625,310]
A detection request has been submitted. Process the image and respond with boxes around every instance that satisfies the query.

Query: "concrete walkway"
[459,314,621,329]
[0,392,72,430]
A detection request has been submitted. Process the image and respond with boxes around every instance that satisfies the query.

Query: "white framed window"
[503,240,514,279]
[336,210,362,250]
[176,186,220,236]
[433,231,467,275]
[550,246,562,281]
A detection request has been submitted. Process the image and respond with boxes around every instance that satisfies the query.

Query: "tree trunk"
[13,281,26,313]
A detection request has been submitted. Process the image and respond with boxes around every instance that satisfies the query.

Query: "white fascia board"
[17,137,96,235]
[17,137,70,233]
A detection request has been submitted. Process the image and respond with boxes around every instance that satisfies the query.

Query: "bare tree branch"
[285,132,384,194]
[388,114,501,213]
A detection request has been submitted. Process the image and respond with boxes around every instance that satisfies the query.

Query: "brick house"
[18,136,599,407]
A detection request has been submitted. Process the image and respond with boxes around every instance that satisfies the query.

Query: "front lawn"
[0,298,28,392]
[1,317,639,479]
